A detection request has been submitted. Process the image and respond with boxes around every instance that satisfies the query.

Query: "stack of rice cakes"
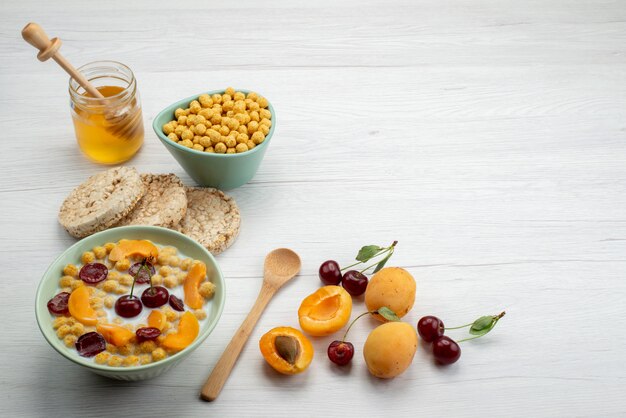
[58,167,240,255]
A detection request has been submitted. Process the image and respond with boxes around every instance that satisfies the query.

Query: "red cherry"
[114,295,143,318]
[319,260,342,285]
[327,340,355,366]
[341,270,368,296]
[433,336,461,365]
[417,316,445,342]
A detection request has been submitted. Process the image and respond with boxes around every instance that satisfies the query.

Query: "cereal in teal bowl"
[153,88,275,190]
[35,226,225,381]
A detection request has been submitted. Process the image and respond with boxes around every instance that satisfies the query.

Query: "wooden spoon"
[200,248,302,402]
[21,22,142,139]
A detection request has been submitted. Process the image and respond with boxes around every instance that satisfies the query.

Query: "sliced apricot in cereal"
[298,285,352,337]
[96,323,135,346]
[68,286,98,326]
[108,239,159,262]
[161,311,199,352]
[259,327,313,375]
[148,310,167,331]
[183,261,206,309]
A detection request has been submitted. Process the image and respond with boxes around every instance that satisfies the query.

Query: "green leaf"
[372,251,392,273]
[356,245,382,262]
[469,315,497,336]
[376,307,400,322]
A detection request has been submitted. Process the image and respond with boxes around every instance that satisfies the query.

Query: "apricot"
[161,311,199,352]
[147,310,166,331]
[108,239,159,262]
[259,327,313,375]
[298,286,352,337]
[183,261,206,309]
[68,286,98,326]
[363,321,418,378]
[365,267,416,322]
[96,323,135,346]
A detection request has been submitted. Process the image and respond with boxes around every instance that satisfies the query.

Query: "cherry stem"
[129,258,149,298]
[341,311,375,342]
[444,323,473,330]
[340,240,398,272]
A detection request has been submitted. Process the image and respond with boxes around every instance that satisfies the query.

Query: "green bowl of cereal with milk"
[35,225,225,381]
[153,87,275,190]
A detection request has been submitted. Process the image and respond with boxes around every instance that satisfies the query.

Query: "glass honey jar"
[69,61,144,164]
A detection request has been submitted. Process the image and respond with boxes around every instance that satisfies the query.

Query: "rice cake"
[58,167,145,238]
[116,173,187,228]
[175,187,240,255]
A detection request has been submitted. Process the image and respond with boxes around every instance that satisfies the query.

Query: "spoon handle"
[200,284,275,401]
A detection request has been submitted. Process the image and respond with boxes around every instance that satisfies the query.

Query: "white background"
[1,1,625,417]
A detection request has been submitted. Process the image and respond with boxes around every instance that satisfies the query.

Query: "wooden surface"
[1,0,625,417]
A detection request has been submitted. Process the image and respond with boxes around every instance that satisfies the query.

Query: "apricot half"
[96,323,135,346]
[68,286,98,326]
[363,321,418,378]
[298,286,352,337]
[259,327,313,375]
[148,310,166,331]
[108,239,159,262]
[183,261,206,309]
[161,311,199,352]
[365,267,416,322]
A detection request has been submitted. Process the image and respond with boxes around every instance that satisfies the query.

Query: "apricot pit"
[259,327,313,375]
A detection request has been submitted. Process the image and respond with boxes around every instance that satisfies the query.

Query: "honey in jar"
[69,61,144,164]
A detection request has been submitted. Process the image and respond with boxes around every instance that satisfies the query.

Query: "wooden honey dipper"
[21,22,143,139]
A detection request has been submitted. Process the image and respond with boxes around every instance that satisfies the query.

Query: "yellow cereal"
[225,137,237,148]
[247,121,259,135]
[63,334,78,347]
[102,280,118,292]
[168,256,181,267]
[249,110,260,122]
[56,325,71,338]
[193,309,207,320]
[164,308,179,322]
[118,344,133,356]
[63,264,79,277]
[204,146,215,153]
[159,265,173,276]
[174,108,186,118]
[259,108,272,120]
[119,274,134,286]
[115,258,130,271]
[211,94,222,104]
[139,354,152,365]
[151,274,164,286]
[199,281,216,299]
[251,131,265,144]
[180,258,192,271]
[123,355,139,367]
[257,96,269,108]
[225,87,235,96]
[164,275,178,289]
[199,94,212,107]
[108,355,124,367]
[219,125,230,136]
[181,130,194,141]
[247,92,258,101]
[223,100,234,112]
[258,124,269,136]
[91,298,104,309]
[193,144,204,151]
[195,124,207,136]
[94,352,111,364]
[93,246,107,259]
[104,295,115,309]
[235,143,249,153]
[233,91,245,101]
[106,344,118,354]
[162,122,174,135]
[53,317,68,329]
[114,285,129,295]
[174,125,185,137]
[180,139,194,148]
[107,271,120,281]
[69,322,85,336]
[139,340,157,354]
[81,251,95,264]
[176,271,187,285]
[59,275,74,288]
[260,118,272,128]
[96,309,107,317]
[152,348,167,362]
[70,279,84,290]
[157,254,171,266]
[113,318,123,325]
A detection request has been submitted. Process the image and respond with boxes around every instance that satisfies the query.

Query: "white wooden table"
[1,1,625,416]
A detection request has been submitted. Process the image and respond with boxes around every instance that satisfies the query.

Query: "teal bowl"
[153,89,275,190]
[35,226,225,381]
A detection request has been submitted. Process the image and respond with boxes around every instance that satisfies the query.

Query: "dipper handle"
[21,22,103,98]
